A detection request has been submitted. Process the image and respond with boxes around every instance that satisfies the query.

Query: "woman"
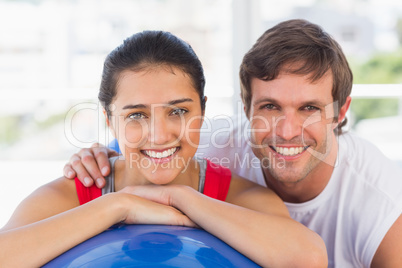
[0,31,327,267]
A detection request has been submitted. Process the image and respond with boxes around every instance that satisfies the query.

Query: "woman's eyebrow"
[122,104,147,110]
[168,98,193,106]
[122,98,194,110]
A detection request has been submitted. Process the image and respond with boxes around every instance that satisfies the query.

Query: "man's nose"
[274,112,302,141]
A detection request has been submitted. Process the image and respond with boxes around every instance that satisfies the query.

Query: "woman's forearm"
[170,186,327,268]
[0,193,127,268]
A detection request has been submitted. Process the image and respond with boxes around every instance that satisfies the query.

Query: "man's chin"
[269,169,308,184]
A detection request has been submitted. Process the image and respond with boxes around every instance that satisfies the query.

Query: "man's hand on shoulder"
[63,143,119,188]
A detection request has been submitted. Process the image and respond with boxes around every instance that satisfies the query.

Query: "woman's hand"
[116,190,196,228]
[119,184,181,206]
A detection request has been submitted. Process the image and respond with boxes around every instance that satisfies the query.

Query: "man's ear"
[240,93,252,120]
[338,96,352,124]
[243,105,251,120]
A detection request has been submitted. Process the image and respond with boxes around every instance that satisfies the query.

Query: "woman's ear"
[103,109,116,138]
[103,109,110,127]
[200,96,208,127]
[202,96,208,118]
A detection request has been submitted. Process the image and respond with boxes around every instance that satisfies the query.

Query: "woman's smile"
[141,146,180,163]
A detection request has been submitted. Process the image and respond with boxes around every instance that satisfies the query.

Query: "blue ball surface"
[43,224,260,267]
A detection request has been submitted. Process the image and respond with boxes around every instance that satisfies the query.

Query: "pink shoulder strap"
[74,178,102,205]
[75,160,232,204]
[203,160,232,201]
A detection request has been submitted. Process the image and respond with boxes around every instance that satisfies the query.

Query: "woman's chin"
[142,168,183,185]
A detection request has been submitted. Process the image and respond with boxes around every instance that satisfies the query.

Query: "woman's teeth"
[143,147,177,159]
[272,146,307,156]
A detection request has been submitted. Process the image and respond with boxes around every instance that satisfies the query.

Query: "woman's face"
[108,66,204,184]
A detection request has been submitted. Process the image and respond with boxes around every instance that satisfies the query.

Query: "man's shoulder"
[338,132,395,166]
[336,132,402,196]
[339,131,379,151]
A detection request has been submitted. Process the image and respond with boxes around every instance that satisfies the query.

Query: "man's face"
[248,71,339,184]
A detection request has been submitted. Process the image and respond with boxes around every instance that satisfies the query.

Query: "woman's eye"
[171,108,187,116]
[128,113,146,120]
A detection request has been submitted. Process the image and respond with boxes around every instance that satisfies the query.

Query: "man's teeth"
[274,146,306,156]
[144,148,177,159]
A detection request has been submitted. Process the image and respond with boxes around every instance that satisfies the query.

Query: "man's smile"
[269,145,309,157]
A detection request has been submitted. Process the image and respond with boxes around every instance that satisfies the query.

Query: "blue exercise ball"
[43,224,260,267]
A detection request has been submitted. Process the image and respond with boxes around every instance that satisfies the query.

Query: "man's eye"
[304,105,320,111]
[128,113,146,119]
[171,108,187,116]
[262,104,276,110]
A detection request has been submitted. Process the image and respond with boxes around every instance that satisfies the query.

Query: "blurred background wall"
[1,0,401,226]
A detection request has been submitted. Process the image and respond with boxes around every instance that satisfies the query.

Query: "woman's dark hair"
[240,19,353,135]
[99,31,206,117]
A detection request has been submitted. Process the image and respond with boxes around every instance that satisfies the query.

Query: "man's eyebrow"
[122,98,194,110]
[253,98,278,106]
[253,98,327,107]
[301,100,327,107]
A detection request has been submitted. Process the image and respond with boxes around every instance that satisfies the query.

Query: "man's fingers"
[63,164,76,179]
[93,147,113,177]
[65,143,118,188]
[90,142,105,149]
[71,154,96,187]
[80,150,106,188]
[108,148,120,158]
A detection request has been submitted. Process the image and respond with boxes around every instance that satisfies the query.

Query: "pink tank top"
[75,159,232,204]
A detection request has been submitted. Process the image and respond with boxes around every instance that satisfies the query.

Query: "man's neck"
[264,163,334,203]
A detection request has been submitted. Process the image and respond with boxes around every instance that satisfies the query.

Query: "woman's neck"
[113,158,201,192]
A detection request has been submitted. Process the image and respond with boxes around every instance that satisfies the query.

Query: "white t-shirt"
[195,115,402,268]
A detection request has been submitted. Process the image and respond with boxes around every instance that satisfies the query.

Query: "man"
[64,20,402,267]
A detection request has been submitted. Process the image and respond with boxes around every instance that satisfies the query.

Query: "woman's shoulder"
[19,176,80,210]
[1,177,79,231]
[42,177,81,203]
